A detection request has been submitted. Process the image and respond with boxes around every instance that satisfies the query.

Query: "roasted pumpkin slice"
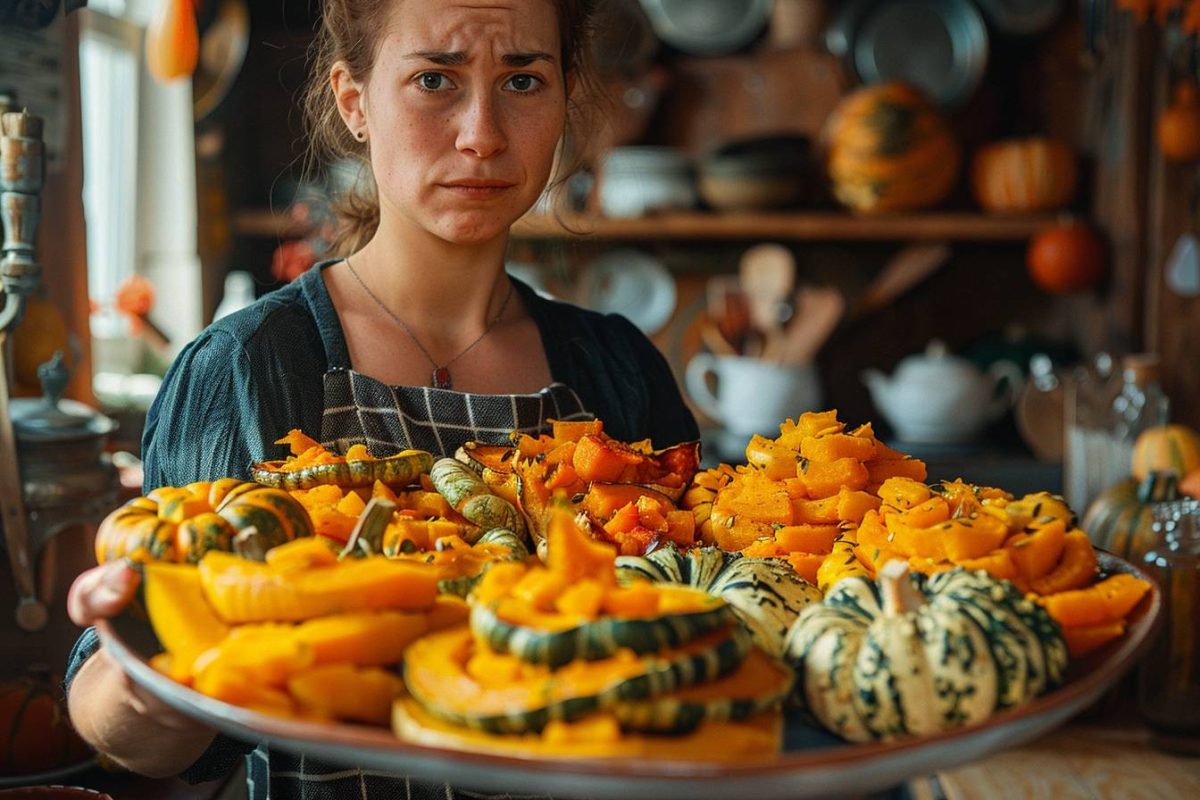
[251,449,434,490]
[403,624,750,734]
[471,586,734,667]
[612,647,793,734]
[393,698,784,762]
[198,551,439,623]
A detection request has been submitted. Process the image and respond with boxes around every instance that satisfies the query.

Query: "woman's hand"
[67,561,219,774]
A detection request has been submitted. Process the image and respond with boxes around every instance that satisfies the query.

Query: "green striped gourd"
[616,546,822,658]
[1082,472,1180,563]
[784,562,1067,742]
[251,449,434,490]
[470,588,734,668]
[403,624,750,735]
[430,457,524,539]
[436,528,530,598]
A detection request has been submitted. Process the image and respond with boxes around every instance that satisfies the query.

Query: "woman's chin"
[429,210,523,246]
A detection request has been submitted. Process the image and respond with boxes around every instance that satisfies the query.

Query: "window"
[79,2,140,343]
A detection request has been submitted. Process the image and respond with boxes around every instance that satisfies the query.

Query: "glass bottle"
[1105,353,1170,487]
[1064,352,1118,511]
[1137,498,1200,755]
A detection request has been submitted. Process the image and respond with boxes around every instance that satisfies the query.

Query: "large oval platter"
[96,552,1162,799]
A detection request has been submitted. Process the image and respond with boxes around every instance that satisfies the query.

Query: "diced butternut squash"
[901,497,951,529]
[1005,517,1068,581]
[798,457,869,499]
[1039,574,1152,628]
[817,539,870,593]
[836,488,881,523]
[786,551,825,585]
[1028,530,1099,595]
[552,418,605,443]
[572,435,643,483]
[741,539,785,559]
[291,611,429,666]
[778,411,845,450]
[957,548,1020,583]
[745,435,799,482]
[546,505,617,586]
[264,537,339,571]
[715,472,794,525]
[866,458,928,486]
[791,494,841,525]
[774,524,839,554]
[800,433,877,464]
[1061,621,1126,658]
[939,515,1009,561]
[876,477,933,511]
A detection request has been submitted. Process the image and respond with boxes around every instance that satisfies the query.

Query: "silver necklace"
[343,257,514,390]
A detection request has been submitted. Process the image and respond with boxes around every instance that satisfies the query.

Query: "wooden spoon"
[851,241,952,321]
[778,286,845,365]
[739,243,795,359]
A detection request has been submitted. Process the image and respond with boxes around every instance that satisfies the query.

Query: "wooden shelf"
[232,209,1057,242]
[511,212,1057,242]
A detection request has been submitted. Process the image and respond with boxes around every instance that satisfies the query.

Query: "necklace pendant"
[432,367,452,390]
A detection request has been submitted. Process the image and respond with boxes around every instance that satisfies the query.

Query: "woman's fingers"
[67,561,141,626]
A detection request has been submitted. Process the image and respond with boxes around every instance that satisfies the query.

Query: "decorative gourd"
[822,82,961,214]
[402,624,750,734]
[1081,472,1181,563]
[1131,424,1200,481]
[1026,220,1106,294]
[423,528,530,598]
[95,479,312,564]
[252,448,434,490]
[784,562,1067,742]
[1156,80,1200,162]
[429,457,524,538]
[615,547,822,658]
[0,669,91,776]
[970,137,1078,213]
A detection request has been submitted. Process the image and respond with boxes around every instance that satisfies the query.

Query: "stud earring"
[355,129,367,141]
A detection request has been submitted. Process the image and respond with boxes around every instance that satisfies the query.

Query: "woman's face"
[359,0,566,245]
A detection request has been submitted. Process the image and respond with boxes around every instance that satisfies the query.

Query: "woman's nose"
[456,90,507,159]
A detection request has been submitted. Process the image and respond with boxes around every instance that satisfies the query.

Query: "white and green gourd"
[784,561,1067,742]
[615,546,822,658]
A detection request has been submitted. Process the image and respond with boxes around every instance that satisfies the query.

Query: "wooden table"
[909,723,1200,799]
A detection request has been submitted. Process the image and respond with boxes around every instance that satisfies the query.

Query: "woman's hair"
[301,0,599,256]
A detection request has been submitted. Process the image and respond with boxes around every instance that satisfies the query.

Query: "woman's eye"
[416,72,451,92]
[505,74,543,93]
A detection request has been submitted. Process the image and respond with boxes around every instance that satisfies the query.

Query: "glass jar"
[1137,498,1200,755]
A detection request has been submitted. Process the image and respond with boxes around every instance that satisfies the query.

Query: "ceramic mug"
[685,354,822,437]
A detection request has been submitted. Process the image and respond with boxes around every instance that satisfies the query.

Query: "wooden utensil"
[739,243,795,358]
[852,242,952,320]
[699,317,738,356]
[777,286,845,365]
[706,275,752,353]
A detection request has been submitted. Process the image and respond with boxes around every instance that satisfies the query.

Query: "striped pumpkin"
[822,82,961,214]
[970,137,1078,213]
[1132,425,1200,481]
[1081,472,1180,563]
[0,670,91,776]
[95,479,313,564]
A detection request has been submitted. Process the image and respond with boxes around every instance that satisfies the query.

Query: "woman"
[65,0,697,796]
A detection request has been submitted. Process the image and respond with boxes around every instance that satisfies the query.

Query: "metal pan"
[827,0,989,109]
[639,0,772,57]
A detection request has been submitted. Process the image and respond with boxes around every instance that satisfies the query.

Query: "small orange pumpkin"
[1132,424,1200,481]
[1156,80,1200,162]
[1179,468,1200,498]
[821,82,961,214]
[0,669,91,776]
[1026,220,1106,293]
[971,137,1078,213]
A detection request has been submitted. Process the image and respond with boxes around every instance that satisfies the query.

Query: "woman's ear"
[331,60,368,136]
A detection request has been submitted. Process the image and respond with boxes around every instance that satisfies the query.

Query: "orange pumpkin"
[145,0,199,83]
[821,82,960,214]
[1132,424,1200,481]
[1026,221,1106,293]
[971,137,1078,213]
[1156,80,1200,162]
[0,670,91,776]
[1180,468,1200,498]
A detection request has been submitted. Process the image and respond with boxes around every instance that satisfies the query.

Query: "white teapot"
[861,340,1023,445]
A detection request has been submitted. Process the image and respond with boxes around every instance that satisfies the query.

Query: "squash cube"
[1005,517,1068,581]
[800,433,877,464]
[939,515,1009,562]
[799,457,869,499]
[775,524,839,554]
[876,477,933,511]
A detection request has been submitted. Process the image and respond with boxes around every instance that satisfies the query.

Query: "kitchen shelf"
[511,212,1057,241]
[231,209,1058,242]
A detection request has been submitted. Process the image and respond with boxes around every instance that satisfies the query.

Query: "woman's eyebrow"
[404,50,556,67]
